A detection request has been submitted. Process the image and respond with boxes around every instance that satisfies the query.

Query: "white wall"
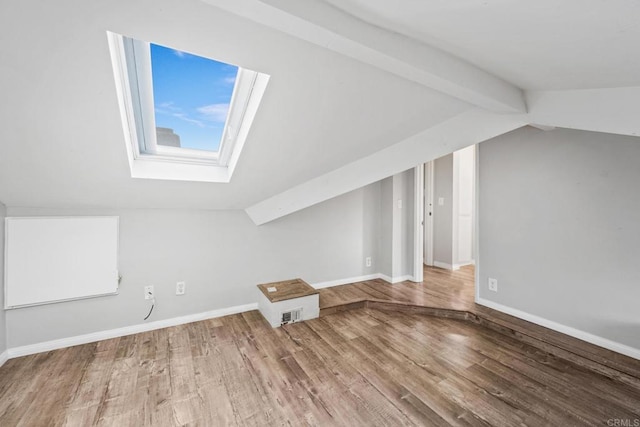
[400,170,415,277]
[5,184,380,347]
[378,170,415,281]
[479,127,640,351]
[432,148,475,270]
[453,145,475,266]
[433,155,454,267]
[379,178,393,277]
[0,201,6,354]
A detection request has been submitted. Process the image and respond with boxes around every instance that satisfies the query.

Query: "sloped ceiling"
[0,0,470,210]
[323,0,640,90]
[0,0,638,221]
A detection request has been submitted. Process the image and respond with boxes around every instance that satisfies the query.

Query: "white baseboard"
[453,260,475,269]
[476,297,640,361]
[434,261,475,271]
[378,274,413,284]
[433,261,457,271]
[4,270,425,360]
[313,273,413,288]
[391,274,413,284]
[378,274,392,283]
[311,274,380,289]
[7,303,258,359]
[0,350,8,367]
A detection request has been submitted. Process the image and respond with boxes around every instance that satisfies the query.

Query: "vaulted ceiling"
[1,0,638,223]
[323,0,640,90]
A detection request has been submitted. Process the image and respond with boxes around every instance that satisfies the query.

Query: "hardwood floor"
[319,265,476,314]
[320,265,640,381]
[1,266,639,426]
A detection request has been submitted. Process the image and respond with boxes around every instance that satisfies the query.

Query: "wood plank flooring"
[1,308,639,425]
[1,265,639,426]
[319,265,476,315]
[320,265,640,381]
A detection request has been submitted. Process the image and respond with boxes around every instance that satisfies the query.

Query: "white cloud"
[197,103,230,123]
[155,101,218,128]
[155,101,181,115]
[173,50,187,58]
[223,76,236,85]
[172,112,205,128]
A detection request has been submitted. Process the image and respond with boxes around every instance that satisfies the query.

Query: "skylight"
[150,44,237,152]
[107,32,270,183]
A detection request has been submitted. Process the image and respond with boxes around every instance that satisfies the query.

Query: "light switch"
[438,197,444,206]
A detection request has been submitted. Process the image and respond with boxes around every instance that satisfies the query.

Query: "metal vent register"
[281,308,302,325]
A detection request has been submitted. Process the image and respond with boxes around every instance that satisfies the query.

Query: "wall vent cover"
[281,308,303,325]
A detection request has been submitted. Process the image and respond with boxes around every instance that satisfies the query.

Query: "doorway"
[419,145,477,273]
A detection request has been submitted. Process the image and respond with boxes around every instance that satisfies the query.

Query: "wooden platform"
[318,265,640,383]
[257,278,318,303]
[257,278,320,327]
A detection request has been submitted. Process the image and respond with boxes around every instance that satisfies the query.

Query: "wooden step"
[320,298,640,385]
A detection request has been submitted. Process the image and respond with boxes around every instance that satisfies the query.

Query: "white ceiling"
[323,0,640,90]
[0,0,638,216]
[0,0,469,210]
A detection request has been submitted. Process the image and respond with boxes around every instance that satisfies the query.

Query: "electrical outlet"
[176,281,186,295]
[397,199,403,209]
[144,285,154,299]
[488,278,498,292]
[365,257,372,267]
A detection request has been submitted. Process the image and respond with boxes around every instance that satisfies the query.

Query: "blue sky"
[150,44,238,152]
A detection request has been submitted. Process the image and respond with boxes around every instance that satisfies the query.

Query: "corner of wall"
[0,201,8,360]
[477,127,640,359]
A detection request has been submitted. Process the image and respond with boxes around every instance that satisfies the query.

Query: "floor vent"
[281,308,303,325]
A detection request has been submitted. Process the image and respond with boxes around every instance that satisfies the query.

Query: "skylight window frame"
[107,32,269,182]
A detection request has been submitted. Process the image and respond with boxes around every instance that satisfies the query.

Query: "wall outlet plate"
[176,281,186,295]
[488,278,498,292]
[144,285,154,299]
[365,257,372,267]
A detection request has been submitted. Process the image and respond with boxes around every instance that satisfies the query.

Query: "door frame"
[412,165,424,282]
[423,161,434,266]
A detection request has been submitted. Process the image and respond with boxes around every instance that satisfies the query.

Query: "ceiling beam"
[526,87,640,137]
[202,0,526,113]
[246,85,640,225]
[246,109,527,225]
[529,124,556,132]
